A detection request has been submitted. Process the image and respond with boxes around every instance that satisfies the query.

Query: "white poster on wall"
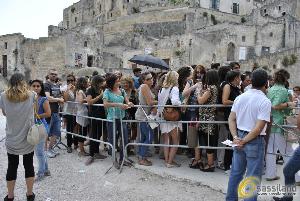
[239,47,247,60]
[144,48,153,55]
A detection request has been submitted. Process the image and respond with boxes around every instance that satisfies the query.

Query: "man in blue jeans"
[226,69,272,201]
[273,114,300,201]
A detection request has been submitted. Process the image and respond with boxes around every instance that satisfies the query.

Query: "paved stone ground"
[0,110,299,201]
[0,112,226,201]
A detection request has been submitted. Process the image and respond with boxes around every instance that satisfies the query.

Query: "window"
[264,9,267,13]
[4,42,7,49]
[84,41,88,47]
[111,13,113,17]
[75,17,77,23]
[233,3,239,14]
[99,4,102,12]
[67,21,69,28]
[269,32,273,37]
[242,36,246,42]
[211,0,219,10]
[279,6,281,11]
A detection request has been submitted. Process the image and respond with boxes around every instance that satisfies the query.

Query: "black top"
[86,87,105,118]
[220,82,241,120]
[126,89,138,120]
[44,81,61,113]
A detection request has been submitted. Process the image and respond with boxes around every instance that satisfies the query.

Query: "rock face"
[0,0,300,86]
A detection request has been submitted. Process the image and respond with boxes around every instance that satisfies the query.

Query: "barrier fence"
[58,101,299,173]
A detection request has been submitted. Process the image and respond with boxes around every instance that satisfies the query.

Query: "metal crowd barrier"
[59,101,299,173]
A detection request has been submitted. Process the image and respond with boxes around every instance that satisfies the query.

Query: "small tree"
[203,12,208,17]
[290,54,298,65]
[282,56,290,67]
[211,14,217,25]
[241,17,246,23]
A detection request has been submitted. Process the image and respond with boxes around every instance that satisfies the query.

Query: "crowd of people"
[1,61,300,201]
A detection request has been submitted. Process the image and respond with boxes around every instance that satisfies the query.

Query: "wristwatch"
[233,136,239,140]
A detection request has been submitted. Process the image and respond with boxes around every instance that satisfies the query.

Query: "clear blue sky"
[0,0,79,39]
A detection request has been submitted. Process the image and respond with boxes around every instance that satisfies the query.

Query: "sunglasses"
[146,77,153,81]
[50,73,57,76]
[67,79,75,82]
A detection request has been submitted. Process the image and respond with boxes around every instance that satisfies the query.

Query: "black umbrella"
[129,54,169,70]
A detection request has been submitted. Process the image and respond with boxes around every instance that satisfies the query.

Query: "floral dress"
[196,85,218,135]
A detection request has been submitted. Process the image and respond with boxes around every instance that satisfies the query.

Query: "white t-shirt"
[231,89,271,135]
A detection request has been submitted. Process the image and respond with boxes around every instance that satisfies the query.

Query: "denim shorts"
[48,113,61,137]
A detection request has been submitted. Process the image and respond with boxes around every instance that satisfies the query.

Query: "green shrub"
[282,56,290,67]
[290,54,298,65]
[241,17,246,23]
[203,12,208,17]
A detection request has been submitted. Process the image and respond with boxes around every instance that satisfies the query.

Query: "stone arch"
[227,42,236,61]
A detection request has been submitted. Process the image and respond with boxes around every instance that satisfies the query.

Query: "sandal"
[189,159,202,169]
[4,196,14,201]
[200,164,215,172]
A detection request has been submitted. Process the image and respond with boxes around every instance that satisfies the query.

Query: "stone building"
[1,0,300,86]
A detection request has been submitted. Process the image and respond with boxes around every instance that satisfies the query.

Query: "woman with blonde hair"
[0,73,36,201]
[158,71,182,168]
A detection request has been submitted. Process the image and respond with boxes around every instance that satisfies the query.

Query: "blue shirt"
[35,96,49,134]
[103,89,126,120]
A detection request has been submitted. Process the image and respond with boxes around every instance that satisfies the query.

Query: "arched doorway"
[227,42,236,61]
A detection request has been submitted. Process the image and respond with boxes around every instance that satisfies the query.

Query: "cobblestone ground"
[0,113,225,201]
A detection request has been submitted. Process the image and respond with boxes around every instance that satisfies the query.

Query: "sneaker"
[35,175,45,182]
[225,169,231,175]
[94,153,107,160]
[85,156,94,166]
[67,147,72,153]
[47,150,56,158]
[51,149,59,156]
[26,193,35,201]
[266,176,280,181]
[44,170,51,177]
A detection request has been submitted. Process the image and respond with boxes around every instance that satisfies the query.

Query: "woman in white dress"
[158,71,182,168]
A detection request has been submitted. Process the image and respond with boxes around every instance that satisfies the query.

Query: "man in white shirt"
[226,69,272,201]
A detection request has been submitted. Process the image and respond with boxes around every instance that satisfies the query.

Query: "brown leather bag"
[162,87,181,121]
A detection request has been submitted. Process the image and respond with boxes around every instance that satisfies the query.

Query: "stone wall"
[240,47,300,86]
[0,33,25,78]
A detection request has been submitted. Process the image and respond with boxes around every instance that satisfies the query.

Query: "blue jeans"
[138,122,154,158]
[226,130,265,201]
[48,113,61,136]
[107,119,128,160]
[281,146,300,201]
[35,139,48,176]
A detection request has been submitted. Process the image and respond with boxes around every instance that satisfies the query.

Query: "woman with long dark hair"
[221,70,241,172]
[63,74,78,153]
[197,69,219,172]
[1,73,36,201]
[30,80,51,181]
[85,75,107,165]
[103,74,134,166]
[75,77,89,157]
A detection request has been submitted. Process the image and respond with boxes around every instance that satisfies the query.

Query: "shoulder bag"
[27,97,48,145]
[162,87,181,121]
